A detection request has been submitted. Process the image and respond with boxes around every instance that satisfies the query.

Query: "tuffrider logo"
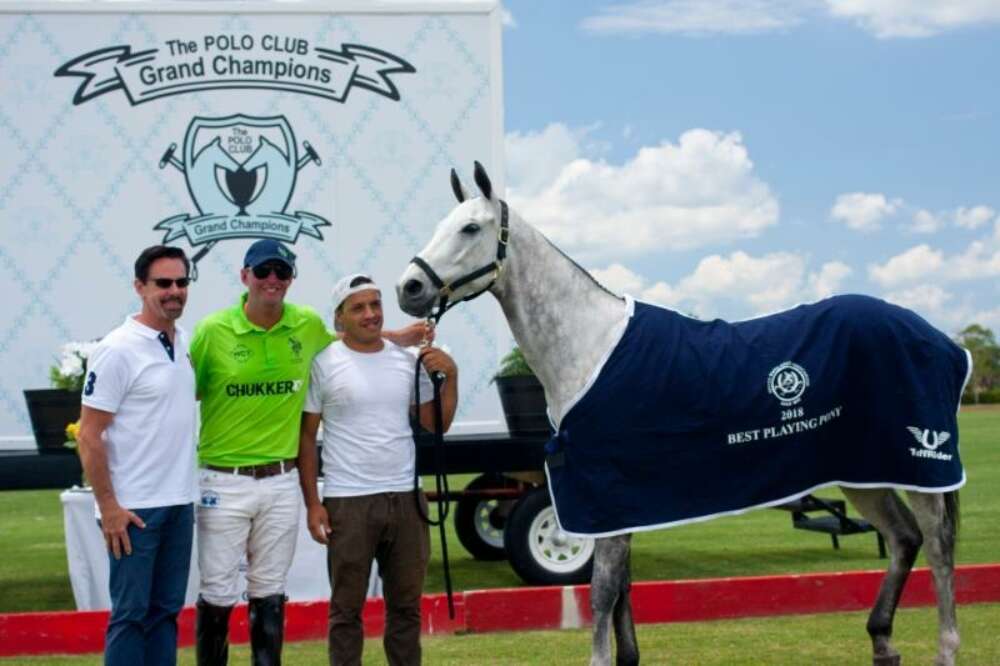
[906,427,953,461]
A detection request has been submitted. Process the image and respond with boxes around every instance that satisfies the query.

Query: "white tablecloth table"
[60,487,382,611]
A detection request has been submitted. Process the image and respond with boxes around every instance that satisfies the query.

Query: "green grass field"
[0,407,997,664]
[6,604,1000,665]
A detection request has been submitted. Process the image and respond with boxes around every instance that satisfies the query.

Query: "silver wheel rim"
[526,506,594,573]
[472,499,505,549]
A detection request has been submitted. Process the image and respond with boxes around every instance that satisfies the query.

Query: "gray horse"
[397,162,963,666]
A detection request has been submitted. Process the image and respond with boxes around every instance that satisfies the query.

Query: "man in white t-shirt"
[297,274,457,666]
[76,245,197,666]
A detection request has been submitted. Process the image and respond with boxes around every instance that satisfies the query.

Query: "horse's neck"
[493,218,627,425]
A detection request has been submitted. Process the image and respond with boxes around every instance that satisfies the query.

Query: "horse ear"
[450,168,468,203]
[473,161,493,200]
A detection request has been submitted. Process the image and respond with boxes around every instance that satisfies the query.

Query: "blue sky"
[492,0,1000,334]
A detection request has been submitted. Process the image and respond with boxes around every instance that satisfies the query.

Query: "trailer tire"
[503,486,594,585]
[454,474,512,561]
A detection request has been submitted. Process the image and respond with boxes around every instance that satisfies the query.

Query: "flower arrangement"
[64,420,87,486]
[50,341,98,392]
[64,420,80,450]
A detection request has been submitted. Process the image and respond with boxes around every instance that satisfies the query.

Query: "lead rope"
[412,328,455,619]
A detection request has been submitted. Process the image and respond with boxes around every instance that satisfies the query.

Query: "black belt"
[204,458,297,479]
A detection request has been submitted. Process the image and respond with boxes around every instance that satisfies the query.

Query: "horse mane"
[537,223,621,301]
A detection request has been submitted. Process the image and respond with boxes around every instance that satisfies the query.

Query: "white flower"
[51,339,98,388]
[59,354,84,378]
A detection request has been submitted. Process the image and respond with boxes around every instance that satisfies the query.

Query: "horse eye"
[461,223,481,235]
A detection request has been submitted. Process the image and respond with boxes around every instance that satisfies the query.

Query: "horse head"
[397,161,509,320]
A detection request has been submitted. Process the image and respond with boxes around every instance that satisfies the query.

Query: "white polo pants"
[196,468,301,607]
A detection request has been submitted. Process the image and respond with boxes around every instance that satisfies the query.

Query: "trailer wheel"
[454,474,512,561]
[503,486,594,585]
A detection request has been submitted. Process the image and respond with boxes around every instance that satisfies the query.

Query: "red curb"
[2,565,998,657]
[464,586,565,632]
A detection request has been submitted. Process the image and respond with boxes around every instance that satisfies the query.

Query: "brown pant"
[324,492,430,666]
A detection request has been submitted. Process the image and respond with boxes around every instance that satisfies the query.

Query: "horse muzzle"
[396,270,437,318]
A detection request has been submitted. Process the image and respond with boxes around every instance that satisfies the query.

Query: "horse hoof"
[873,656,901,666]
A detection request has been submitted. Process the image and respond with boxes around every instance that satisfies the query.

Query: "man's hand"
[101,503,146,559]
[307,503,332,545]
[387,321,435,348]
[419,347,457,380]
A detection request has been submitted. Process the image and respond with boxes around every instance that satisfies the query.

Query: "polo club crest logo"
[767,361,810,407]
[155,114,329,276]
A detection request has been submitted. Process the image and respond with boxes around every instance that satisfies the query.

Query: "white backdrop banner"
[0,2,507,449]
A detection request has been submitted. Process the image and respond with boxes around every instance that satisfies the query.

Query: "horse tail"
[945,490,960,539]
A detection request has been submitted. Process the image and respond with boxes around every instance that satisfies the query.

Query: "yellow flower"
[65,420,80,445]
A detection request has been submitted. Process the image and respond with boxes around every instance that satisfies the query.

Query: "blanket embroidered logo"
[767,361,810,406]
[906,427,954,461]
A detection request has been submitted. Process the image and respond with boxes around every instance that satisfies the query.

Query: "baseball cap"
[243,239,296,270]
[332,273,381,311]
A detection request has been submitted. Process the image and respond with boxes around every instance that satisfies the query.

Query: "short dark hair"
[135,245,190,282]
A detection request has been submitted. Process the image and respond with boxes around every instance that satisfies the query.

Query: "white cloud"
[830,192,902,232]
[882,283,965,330]
[591,263,648,296]
[505,124,585,197]
[883,283,953,313]
[581,0,1000,39]
[808,261,853,299]
[581,0,806,35]
[909,209,943,234]
[506,127,779,259]
[954,205,995,230]
[967,305,1000,332]
[868,244,944,287]
[950,240,1000,281]
[869,236,1000,294]
[907,205,995,233]
[825,0,1000,38]
[590,252,852,318]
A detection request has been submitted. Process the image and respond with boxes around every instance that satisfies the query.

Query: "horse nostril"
[404,279,424,296]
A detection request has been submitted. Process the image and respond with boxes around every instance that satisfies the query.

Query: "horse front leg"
[611,534,638,665]
[907,491,960,666]
[590,534,638,666]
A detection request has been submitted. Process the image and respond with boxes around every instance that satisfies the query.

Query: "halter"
[409,199,509,324]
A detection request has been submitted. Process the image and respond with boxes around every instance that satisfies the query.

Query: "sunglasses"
[252,262,294,280]
[150,277,191,289]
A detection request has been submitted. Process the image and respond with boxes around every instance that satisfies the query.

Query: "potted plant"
[494,346,552,438]
[23,341,96,454]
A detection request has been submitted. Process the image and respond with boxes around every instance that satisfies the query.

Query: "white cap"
[332,273,381,310]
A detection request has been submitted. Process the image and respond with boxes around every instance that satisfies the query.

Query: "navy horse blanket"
[544,294,971,537]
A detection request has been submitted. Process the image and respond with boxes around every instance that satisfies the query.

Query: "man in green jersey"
[190,240,428,666]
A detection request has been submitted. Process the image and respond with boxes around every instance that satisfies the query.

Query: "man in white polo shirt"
[76,245,197,666]
[297,273,458,665]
